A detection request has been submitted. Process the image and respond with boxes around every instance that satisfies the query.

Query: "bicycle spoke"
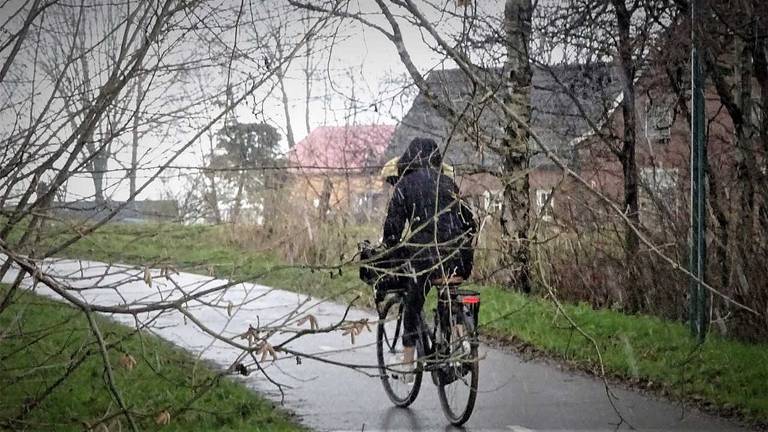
[436,300,479,426]
[377,296,422,407]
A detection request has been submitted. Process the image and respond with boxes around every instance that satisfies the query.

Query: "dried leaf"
[297,314,319,330]
[258,342,277,363]
[155,410,171,425]
[241,325,259,345]
[165,264,178,276]
[342,327,358,344]
[143,267,152,287]
[118,353,137,371]
[227,302,233,317]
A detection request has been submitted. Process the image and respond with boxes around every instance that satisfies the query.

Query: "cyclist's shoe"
[400,365,415,385]
[396,356,415,385]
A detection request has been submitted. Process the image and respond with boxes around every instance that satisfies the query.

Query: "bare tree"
[501,0,533,293]
[0,1,355,428]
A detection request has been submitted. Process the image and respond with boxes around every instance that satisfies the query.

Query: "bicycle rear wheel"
[436,304,479,426]
[376,296,423,407]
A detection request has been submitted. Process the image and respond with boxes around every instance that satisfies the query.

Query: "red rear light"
[460,296,480,304]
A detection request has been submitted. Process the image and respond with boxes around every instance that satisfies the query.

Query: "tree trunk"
[205,134,223,224]
[612,0,642,312]
[751,11,768,233]
[130,74,144,197]
[707,159,731,301]
[305,33,313,134]
[278,69,296,149]
[87,141,108,204]
[274,37,296,149]
[207,175,223,224]
[318,176,332,222]
[501,0,532,294]
[232,171,246,224]
[737,39,756,237]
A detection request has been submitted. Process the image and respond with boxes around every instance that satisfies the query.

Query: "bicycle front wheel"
[376,296,423,407]
[436,306,479,426]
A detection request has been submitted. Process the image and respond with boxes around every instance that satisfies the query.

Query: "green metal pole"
[690,0,708,342]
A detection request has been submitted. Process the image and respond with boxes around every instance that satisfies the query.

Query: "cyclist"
[381,137,476,380]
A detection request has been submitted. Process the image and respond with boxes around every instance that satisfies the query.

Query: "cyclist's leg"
[402,275,430,365]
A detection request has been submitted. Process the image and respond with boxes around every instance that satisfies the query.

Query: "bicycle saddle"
[431,275,464,286]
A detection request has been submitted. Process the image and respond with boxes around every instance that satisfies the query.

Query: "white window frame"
[640,167,678,195]
[536,189,554,221]
[482,190,503,214]
[645,99,673,142]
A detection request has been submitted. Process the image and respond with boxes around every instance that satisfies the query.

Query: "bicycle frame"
[389,285,479,372]
[375,282,481,426]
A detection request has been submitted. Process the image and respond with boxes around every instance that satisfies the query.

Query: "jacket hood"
[397,137,442,176]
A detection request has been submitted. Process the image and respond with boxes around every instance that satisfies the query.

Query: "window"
[482,190,503,214]
[645,99,673,143]
[640,167,678,198]
[536,189,554,221]
[353,191,382,213]
[639,167,680,222]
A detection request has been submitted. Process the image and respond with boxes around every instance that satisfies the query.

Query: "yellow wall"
[288,173,390,219]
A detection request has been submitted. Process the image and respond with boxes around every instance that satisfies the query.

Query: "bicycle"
[375,276,481,426]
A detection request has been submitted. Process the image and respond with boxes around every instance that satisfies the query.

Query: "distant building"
[387,63,763,230]
[385,64,623,222]
[288,124,395,222]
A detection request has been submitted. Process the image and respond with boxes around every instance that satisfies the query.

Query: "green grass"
[0,285,304,431]
[47,223,367,306]
[40,222,768,425]
[475,286,768,422]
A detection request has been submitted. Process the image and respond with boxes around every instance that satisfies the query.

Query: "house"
[570,68,763,229]
[288,124,396,222]
[385,64,624,222]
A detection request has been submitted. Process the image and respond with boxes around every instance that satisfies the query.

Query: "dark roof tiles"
[386,63,623,170]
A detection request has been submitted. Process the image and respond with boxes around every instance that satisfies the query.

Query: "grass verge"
[44,222,768,426]
[0,284,304,431]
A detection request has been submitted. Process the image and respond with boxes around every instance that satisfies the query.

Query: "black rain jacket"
[382,138,476,279]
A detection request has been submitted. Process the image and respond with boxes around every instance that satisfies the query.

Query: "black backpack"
[358,241,408,301]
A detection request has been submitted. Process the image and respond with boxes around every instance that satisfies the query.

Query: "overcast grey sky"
[1,0,505,203]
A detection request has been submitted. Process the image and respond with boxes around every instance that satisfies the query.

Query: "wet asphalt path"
[2,259,748,431]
